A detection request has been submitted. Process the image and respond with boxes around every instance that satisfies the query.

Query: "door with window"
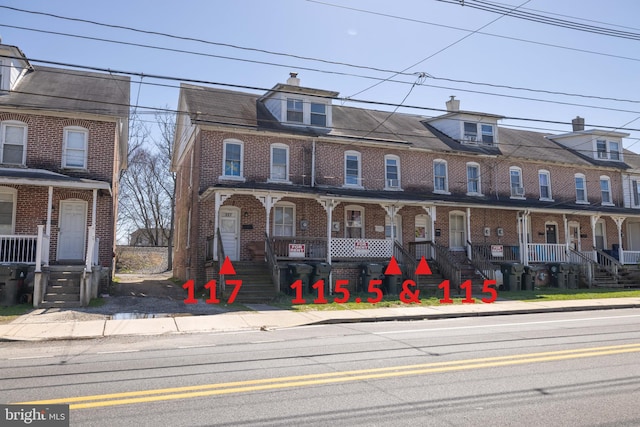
[449,212,466,250]
[595,220,606,250]
[568,222,581,251]
[58,200,87,261]
[219,207,240,261]
[545,224,558,244]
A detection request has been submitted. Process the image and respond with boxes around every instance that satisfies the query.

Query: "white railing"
[331,238,393,258]
[0,233,38,264]
[622,250,640,265]
[85,225,96,271]
[93,237,100,266]
[527,243,568,263]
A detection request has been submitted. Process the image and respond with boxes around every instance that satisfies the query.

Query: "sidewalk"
[2,298,640,341]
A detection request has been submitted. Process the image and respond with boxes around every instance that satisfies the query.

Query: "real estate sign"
[288,243,305,258]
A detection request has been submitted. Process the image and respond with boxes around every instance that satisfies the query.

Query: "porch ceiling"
[0,168,112,193]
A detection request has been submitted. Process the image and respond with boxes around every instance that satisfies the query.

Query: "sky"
[1,0,640,152]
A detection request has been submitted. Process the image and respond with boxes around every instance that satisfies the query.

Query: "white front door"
[568,222,581,251]
[58,200,87,261]
[627,222,640,251]
[449,212,466,250]
[219,207,240,261]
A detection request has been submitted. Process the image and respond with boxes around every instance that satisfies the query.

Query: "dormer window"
[287,99,303,123]
[595,139,621,161]
[463,122,495,145]
[310,103,326,126]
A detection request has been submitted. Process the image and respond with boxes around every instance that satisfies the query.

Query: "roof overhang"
[0,168,112,194]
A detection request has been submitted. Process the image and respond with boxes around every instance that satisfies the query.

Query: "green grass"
[499,287,640,302]
[0,304,33,324]
[88,298,106,307]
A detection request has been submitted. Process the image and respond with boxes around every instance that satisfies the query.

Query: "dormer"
[549,116,628,163]
[425,96,503,146]
[0,42,31,92]
[259,73,338,130]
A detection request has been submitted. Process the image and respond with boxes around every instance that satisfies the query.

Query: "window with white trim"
[286,98,303,123]
[0,188,16,235]
[269,144,289,182]
[273,202,295,237]
[575,173,587,203]
[433,159,448,193]
[600,176,612,205]
[221,139,244,180]
[466,162,481,195]
[385,215,402,244]
[345,205,364,238]
[384,155,400,189]
[344,150,362,187]
[462,122,495,145]
[633,179,640,207]
[509,167,524,197]
[609,141,620,160]
[62,126,88,169]
[0,121,26,165]
[310,103,326,127]
[538,170,552,200]
[595,139,622,161]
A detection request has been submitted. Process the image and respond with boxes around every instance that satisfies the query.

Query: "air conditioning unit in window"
[463,135,478,143]
[386,179,399,188]
[513,187,525,196]
[597,152,608,159]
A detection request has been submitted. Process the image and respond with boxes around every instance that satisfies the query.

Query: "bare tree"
[118,111,176,271]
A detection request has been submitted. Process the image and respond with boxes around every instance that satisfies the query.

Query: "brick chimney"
[286,72,300,86]
[446,96,460,112]
[572,116,585,131]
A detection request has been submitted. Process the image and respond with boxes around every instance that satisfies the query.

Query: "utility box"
[500,263,524,291]
[287,263,314,294]
[360,263,384,292]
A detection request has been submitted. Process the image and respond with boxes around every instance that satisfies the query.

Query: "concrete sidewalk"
[2,297,640,341]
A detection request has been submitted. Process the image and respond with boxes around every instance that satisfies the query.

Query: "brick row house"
[171,73,640,301]
[0,43,129,307]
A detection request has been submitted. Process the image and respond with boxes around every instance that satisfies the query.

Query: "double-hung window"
[575,174,587,203]
[463,122,477,141]
[510,167,524,197]
[222,139,244,180]
[633,180,640,207]
[466,163,480,195]
[384,155,400,189]
[63,126,88,169]
[609,141,620,160]
[481,124,494,144]
[310,103,326,127]
[344,150,361,187]
[600,176,612,205]
[0,121,26,165]
[0,188,15,235]
[273,203,295,237]
[539,170,552,200]
[287,98,303,123]
[345,206,364,238]
[269,144,289,182]
[433,159,448,193]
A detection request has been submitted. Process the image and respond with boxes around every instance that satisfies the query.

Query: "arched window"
[575,173,587,203]
[466,162,481,195]
[509,166,523,197]
[221,138,244,180]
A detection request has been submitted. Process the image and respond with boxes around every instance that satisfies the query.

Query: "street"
[2,309,640,426]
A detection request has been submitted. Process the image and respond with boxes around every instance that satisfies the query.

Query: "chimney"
[446,96,460,112]
[286,72,300,86]
[572,116,585,132]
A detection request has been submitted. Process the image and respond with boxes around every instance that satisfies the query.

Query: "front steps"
[222,261,277,303]
[40,266,84,308]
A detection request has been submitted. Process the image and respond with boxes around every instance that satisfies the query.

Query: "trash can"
[522,265,533,291]
[567,264,579,289]
[548,263,568,288]
[383,262,403,295]
[0,264,19,306]
[287,263,314,294]
[360,263,384,292]
[310,262,332,295]
[500,262,524,291]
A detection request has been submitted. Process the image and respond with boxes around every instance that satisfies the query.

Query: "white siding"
[264,96,282,122]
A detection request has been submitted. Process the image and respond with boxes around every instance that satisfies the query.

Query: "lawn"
[0,304,33,324]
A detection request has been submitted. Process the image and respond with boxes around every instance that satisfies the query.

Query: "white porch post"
[92,189,97,228]
[590,214,600,250]
[563,214,569,251]
[45,186,53,267]
[320,198,336,292]
[423,205,436,259]
[256,194,282,238]
[521,210,530,266]
[612,216,625,263]
[466,207,472,259]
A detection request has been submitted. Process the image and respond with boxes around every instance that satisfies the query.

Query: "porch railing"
[472,244,520,262]
[0,234,38,264]
[622,251,640,265]
[393,241,417,283]
[408,241,433,261]
[331,238,393,259]
[567,248,595,287]
[595,248,620,279]
[527,243,568,263]
[265,233,281,293]
[431,240,462,287]
[217,228,226,298]
[468,241,495,281]
[272,236,327,260]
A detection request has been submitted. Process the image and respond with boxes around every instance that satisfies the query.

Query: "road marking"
[177,344,217,349]
[373,314,640,335]
[96,350,140,354]
[8,355,54,360]
[17,342,640,410]
[250,340,285,344]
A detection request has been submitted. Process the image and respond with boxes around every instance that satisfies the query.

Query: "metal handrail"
[467,241,495,281]
[393,241,417,282]
[216,228,226,298]
[265,233,281,293]
[567,248,596,288]
[430,240,462,287]
[595,248,621,279]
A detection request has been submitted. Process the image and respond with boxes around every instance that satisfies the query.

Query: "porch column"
[320,198,336,292]
[466,207,472,259]
[563,214,568,250]
[423,206,436,259]
[590,215,600,250]
[380,204,401,243]
[45,186,53,267]
[520,210,530,266]
[213,192,231,261]
[612,216,626,263]
[92,189,97,228]
[256,194,282,238]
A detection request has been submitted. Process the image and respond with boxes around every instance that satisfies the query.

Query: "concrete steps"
[40,266,84,308]
[222,261,277,303]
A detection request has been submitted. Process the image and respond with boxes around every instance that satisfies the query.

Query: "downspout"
[311,138,316,187]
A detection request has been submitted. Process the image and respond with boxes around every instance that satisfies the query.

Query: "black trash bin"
[0,264,20,306]
[310,262,332,295]
[360,263,384,292]
[522,265,533,291]
[383,262,404,295]
[567,264,579,289]
[548,263,569,288]
[500,262,524,291]
[287,263,314,294]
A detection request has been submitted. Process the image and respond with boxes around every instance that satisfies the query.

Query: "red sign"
[288,243,305,258]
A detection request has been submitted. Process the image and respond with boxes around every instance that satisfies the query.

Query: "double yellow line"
[19,342,640,410]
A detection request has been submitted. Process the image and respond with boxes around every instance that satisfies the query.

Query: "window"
[0,188,16,234]
[596,140,607,159]
[273,203,295,237]
[633,180,640,207]
[0,60,4,91]
[463,122,477,141]
[575,174,587,203]
[600,176,612,205]
[433,159,448,193]
[345,206,364,238]
[310,103,326,127]
[385,215,402,243]
[0,121,26,165]
[610,141,620,160]
[269,144,289,182]
[481,124,494,144]
[466,163,481,195]
[287,98,303,123]
[538,170,552,200]
[63,126,88,168]
[344,150,362,187]
[222,139,244,180]
[510,167,524,197]
[384,155,400,189]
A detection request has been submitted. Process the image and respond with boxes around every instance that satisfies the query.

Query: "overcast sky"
[2,0,640,152]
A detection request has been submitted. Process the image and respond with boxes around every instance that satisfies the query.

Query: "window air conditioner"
[386,179,399,188]
[513,187,525,196]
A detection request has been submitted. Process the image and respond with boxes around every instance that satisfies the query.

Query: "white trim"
[344,204,364,238]
[600,175,614,206]
[343,150,363,188]
[449,210,466,250]
[272,201,296,237]
[268,143,291,183]
[0,120,27,165]
[575,173,588,203]
[466,162,482,196]
[509,166,524,199]
[57,199,87,261]
[433,159,449,194]
[220,138,245,182]
[538,169,553,201]
[0,187,17,235]
[544,221,559,244]
[384,154,401,190]
[62,126,89,169]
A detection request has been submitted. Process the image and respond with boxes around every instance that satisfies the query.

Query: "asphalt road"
[2,309,640,426]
